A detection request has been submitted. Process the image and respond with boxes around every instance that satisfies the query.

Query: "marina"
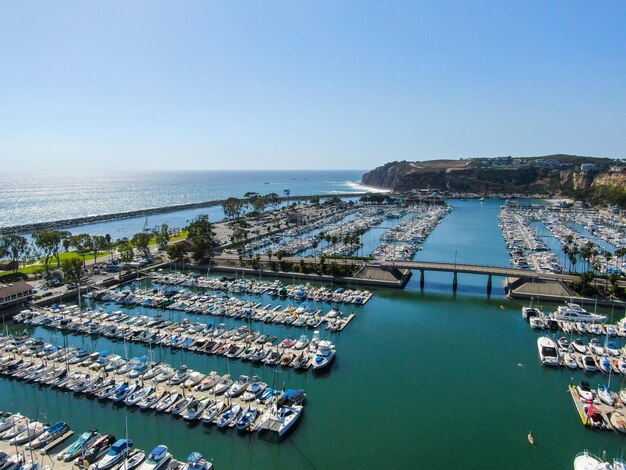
[2,199,625,468]
[0,410,215,470]
[0,334,308,437]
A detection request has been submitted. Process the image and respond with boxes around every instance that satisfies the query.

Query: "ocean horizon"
[1,169,386,229]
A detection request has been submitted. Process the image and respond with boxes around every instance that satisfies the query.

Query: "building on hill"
[580,163,597,172]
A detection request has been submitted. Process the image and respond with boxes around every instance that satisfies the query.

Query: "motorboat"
[215,404,242,428]
[210,376,233,396]
[563,353,578,369]
[598,356,613,375]
[138,389,167,410]
[137,445,171,470]
[9,422,45,446]
[154,367,175,383]
[572,338,587,355]
[236,407,259,431]
[588,338,604,356]
[125,386,155,407]
[201,401,226,424]
[0,414,24,433]
[257,404,303,437]
[606,341,620,356]
[170,395,194,416]
[552,303,607,323]
[583,356,599,372]
[119,449,147,470]
[57,430,100,462]
[28,422,69,449]
[183,372,205,388]
[521,306,543,320]
[181,452,213,470]
[195,373,219,392]
[577,381,595,401]
[573,451,612,470]
[529,317,545,330]
[94,439,133,470]
[82,433,117,465]
[598,384,617,406]
[311,341,335,370]
[225,376,249,398]
[182,397,211,421]
[612,411,626,434]
[155,392,181,413]
[168,366,190,385]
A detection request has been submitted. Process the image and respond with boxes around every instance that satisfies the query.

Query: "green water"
[2,200,624,469]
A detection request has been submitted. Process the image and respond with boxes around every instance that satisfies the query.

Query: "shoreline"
[0,192,369,235]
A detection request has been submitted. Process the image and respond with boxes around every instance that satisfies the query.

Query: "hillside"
[361,155,625,204]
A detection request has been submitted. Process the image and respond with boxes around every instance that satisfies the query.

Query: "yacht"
[552,303,607,323]
[137,446,171,470]
[57,430,100,462]
[573,451,612,470]
[28,421,69,449]
[94,439,133,470]
[537,337,559,366]
[311,341,335,370]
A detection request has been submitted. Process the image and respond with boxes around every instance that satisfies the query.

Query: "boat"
[572,338,587,354]
[137,446,171,470]
[612,411,626,434]
[598,384,617,406]
[94,439,133,470]
[583,356,599,372]
[215,404,242,428]
[311,340,335,370]
[598,356,613,375]
[155,392,181,413]
[82,434,117,466]
[181,452,212,470]
[57,430,100,462]
[9,422,45,446]
[563,353,578,369]
[537,337,559,366]
[182,397,211,421]
[577,381,595,401]
[573,450,612,470]
[552,303,607,323]
[201,401,225,424]
[168,366,190,385]
[116,449,146,470]
[225,376,249,398]
[522,306,543,320]
[28,421,69,449]
[236,407,259,431]
[257,404,303,437]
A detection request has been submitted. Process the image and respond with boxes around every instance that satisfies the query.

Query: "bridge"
[212,253,568,294]
[373,260,578,294]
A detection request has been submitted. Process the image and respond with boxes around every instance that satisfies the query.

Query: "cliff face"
[361,158,623,196]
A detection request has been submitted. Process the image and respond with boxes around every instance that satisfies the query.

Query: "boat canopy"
[150,446,168,458]
[186,452,203,463]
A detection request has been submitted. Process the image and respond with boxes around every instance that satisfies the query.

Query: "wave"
[342,181,391,193]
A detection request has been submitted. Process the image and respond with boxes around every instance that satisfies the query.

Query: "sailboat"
[143,217,150,232]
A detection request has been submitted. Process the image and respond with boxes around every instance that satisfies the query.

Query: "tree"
[132,232,152,257]
[283,189,291,205]
[0,234,30,273]
[167,243,186,265]
[32,230,60,277]
[61,256,83,285]
[252,196,269,214]
[309,196,320,205]
[185,215,216,261]
[90,235,109,265]
[222,198,246,220]
[71,234,91,268]
[118,242,134,263]
[155,224,170,251]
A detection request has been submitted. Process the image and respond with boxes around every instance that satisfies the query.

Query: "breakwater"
[0,192,367,235]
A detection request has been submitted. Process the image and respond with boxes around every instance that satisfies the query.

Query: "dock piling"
[487,275,492,295]
[452,271,458,292]
[420,269,425,289]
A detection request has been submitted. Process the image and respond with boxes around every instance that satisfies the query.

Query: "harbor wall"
[0,192,368,235]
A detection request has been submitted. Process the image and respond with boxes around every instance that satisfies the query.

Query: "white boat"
[537,337,559,367]
[95,439,133,470]
[552,303,607,323]
[137,446,171,470]
[9,423,45,446]
[183,372,205,388]
[257,404,303,437]
[598,384,616,406]
[564,354,578,369]
[573,450,612,469]
[182,397,211,421]
[311,340,335,370]
[181,452,212,470]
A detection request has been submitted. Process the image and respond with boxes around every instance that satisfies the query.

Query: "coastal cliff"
[362,155,625,200]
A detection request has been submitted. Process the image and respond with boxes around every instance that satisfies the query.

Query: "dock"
[568,385,618,432]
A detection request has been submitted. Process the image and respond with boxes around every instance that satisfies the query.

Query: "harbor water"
[2,199,623,469]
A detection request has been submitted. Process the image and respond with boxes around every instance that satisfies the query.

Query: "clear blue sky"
[1,1,625,171]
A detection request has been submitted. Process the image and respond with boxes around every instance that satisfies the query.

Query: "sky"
[0,1,625,171]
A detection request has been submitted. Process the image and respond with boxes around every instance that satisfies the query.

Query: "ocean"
[1,170,380,237]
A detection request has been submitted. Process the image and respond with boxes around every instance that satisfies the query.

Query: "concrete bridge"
[374,260,576,294]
